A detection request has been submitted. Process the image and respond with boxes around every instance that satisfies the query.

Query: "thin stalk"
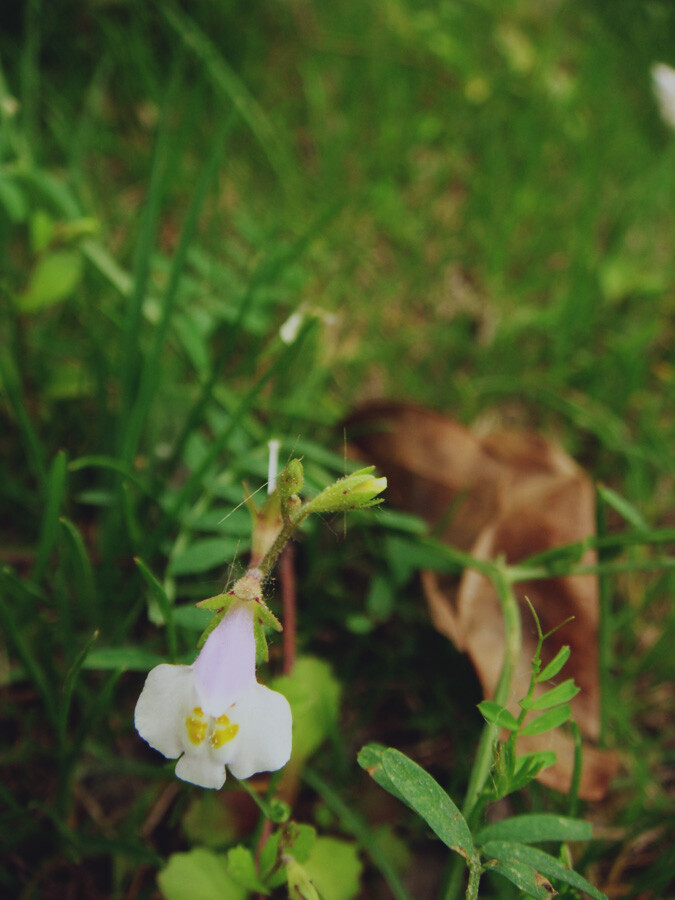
[596,491,612,746]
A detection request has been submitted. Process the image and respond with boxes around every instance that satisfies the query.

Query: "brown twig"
[279,543,297,675]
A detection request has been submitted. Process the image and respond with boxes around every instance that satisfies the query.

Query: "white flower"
[135,603,292,789]
[652,62,675,130]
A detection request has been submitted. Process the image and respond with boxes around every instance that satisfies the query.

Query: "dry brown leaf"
[346,401,620,799]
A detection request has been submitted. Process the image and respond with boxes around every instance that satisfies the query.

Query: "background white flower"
[652,62,675,130]
[135,603,292,789]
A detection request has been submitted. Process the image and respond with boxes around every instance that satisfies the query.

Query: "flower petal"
[192,603,256,716]
[175,753,226,790]
[226,684,293,780]
[135,664,194,759]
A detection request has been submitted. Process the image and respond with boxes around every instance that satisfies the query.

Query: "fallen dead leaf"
[346,402,621,800]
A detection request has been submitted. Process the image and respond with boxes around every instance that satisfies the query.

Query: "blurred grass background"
[1,1,674,898]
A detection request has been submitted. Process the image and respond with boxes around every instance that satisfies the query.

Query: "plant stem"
[465,859,482,900]
[442,562,522,900]
[461,564,522,823]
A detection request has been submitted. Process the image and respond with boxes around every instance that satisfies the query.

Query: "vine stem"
[442,561,522,900]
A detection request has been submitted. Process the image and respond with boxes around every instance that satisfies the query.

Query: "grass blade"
[135,556,177,662]
[120,113,235,465]
[33,449,67,582]
[0,347,47,488]
[59,516,97,622]
[162,2,293,184]
[0,580,58,731]
[60,629,99,742]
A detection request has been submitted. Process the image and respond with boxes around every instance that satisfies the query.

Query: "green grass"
[1,1,674,898]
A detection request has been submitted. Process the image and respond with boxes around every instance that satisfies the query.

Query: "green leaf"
[30,208,56,253]
[481,841,607,900]
[260,823,316,889]
[513,751,557,779]
[168,537,244,576]
[0,173,27,222]
[522,680,579,711]
[477,813,592,844]
[183,794,238,849]
[157,848,246,900]
[272,657,341,762]
[478,700,520,731]
[520,704,572,736]
[538,646,571,682]
[18,249,83,311]
[173,604,213,631]
[82,647,166,671]
[304,837,363,900]
[380,749,474,860]
[226,845,269,894]
[384,534,460,586]
[357,744,405,803]
[484,857,556,899]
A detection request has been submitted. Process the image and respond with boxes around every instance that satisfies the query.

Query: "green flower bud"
[279,458,304,501]
[285,856,321,900]
[307,467,387,514]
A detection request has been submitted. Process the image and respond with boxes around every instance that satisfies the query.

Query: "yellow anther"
[185,707,208,746]
[210,713,239,749]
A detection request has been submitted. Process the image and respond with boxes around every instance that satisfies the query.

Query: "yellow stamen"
[185,707,208,745]
[210,713,239,749]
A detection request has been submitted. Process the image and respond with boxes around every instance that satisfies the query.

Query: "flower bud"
[306,467,386,514]
[279,459,304,501]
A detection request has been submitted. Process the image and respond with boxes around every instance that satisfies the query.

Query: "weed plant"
[0,1,674,898]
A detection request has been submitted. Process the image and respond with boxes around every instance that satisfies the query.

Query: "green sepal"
[255,599,282,631]
[253,615,269,663]
[196,608,228,651]
[196,591,234,611]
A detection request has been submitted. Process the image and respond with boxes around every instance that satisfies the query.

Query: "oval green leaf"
[380,748,474,860]
[522,679,580,711]
[538,646,571,682]
[520,704,571,736]
[481,841,607,900]
[478,700,520,731]
[476,813,592,844]
[18,249,83,311]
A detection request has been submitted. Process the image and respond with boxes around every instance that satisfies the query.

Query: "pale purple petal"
[175,753,226,790]
[135,664,194,759]
[226,684,293,780]
[192,603,256,717]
